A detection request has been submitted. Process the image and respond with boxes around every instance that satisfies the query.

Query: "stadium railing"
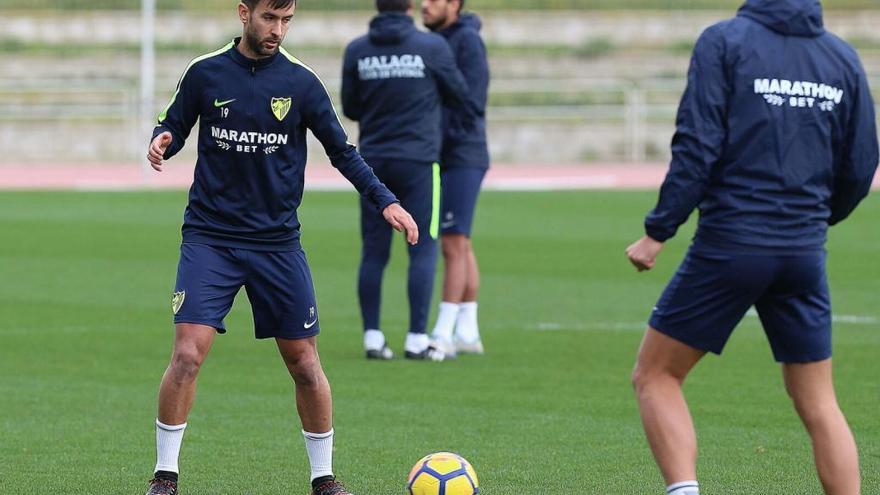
[2,76,877,164]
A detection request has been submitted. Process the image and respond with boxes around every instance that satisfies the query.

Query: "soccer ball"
[406,452,479,495]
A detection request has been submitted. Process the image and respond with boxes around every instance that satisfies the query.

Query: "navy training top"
[153,38,398,251]
[437,13,491,169]
[646,0,878,252]
[341,12,479,164]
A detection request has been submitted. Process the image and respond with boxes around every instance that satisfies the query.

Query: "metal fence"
[4,74,878,165]
[1,2,879,167]
[0,76,682,164]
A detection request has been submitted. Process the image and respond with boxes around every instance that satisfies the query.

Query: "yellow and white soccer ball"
[406,452,479,495]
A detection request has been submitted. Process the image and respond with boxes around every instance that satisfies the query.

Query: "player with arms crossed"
[626,1,877,494]
[421,0,491,359]
[144,1,417,494]
[342,0,479,360]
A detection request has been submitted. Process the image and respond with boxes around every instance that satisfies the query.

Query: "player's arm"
[454,31,489,116]
[148,64,201,171]
[340,44,362,122]
[629,27,729,271]
[430,38,480,125]
[829,63,879,225]
[303,76,418,244]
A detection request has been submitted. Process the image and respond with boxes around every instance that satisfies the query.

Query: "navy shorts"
[649,249,831,363]
[439,167,486,236]
[172,243,320,340]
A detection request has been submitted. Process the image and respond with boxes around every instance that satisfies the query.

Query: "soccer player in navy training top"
[342,0,479,361]
[143,1,417,494]
[421,0,491,359]
[625,1,878,494]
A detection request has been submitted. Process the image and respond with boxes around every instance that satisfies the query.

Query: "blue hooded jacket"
[154,39,398,251]
[645,0,878,252]
[341,12,479,164]
[437,13,491,169]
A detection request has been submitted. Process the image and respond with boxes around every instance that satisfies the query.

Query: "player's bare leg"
[783,359,860,495]
[276,337,350,494]
[440,233,470,303]
[632,327,706,488]
[454,242,483,353]
[276,336,333,432]
[424,233,474,359]
[461,241,480,302]
[157,323,217,424]
[148,323,217,494]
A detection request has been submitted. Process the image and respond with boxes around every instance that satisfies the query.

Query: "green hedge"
[3,0,877,11]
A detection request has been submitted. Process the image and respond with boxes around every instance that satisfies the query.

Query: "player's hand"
[383,203,419,245]
[626,235,664,272]
[148,132,173,172]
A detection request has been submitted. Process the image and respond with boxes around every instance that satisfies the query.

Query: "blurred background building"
[1,0,878,174]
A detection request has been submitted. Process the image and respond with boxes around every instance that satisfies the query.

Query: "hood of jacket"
[458,13,483,32]
[369,12,416,45]
[441,12,483,36]
[737,0,824,37]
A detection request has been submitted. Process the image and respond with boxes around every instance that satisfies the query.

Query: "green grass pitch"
[0,189,877,494]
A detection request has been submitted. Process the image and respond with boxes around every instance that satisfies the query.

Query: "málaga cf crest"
[172,291,186,315]
[271,97,291,121]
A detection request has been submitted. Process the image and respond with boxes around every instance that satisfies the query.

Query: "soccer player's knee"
[362,246,391,266]
[783,379,798,402]
[631,361,680,393]
[170,348,203,383]
[409,239,436,258]
[631,364,647,392]
[789,393,839,428]
[290,355,322,387]
[409,248,435,270]
[441,236,467,258]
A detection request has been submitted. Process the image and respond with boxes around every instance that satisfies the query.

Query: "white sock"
[302,429,334,482]
[667,480,699,495]
[431,302,460,342]
[363,329,385,351]
[405,332,429,353]
[454,301,480,343]
[155,419,187,474]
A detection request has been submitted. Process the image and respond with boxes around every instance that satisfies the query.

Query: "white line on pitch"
[532,321,646,332]
[745,309,876,325]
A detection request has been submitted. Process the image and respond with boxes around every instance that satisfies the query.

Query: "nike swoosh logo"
[214,98,236,107]
[304,318,318,329]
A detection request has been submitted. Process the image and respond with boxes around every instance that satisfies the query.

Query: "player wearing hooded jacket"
[422,0,491,360]
[342,0,479,361]
[626,1,877,494]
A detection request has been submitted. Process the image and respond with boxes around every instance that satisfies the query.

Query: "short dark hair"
[458,0,465,12]
[376,0,410,12]
[241,0,296,11]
